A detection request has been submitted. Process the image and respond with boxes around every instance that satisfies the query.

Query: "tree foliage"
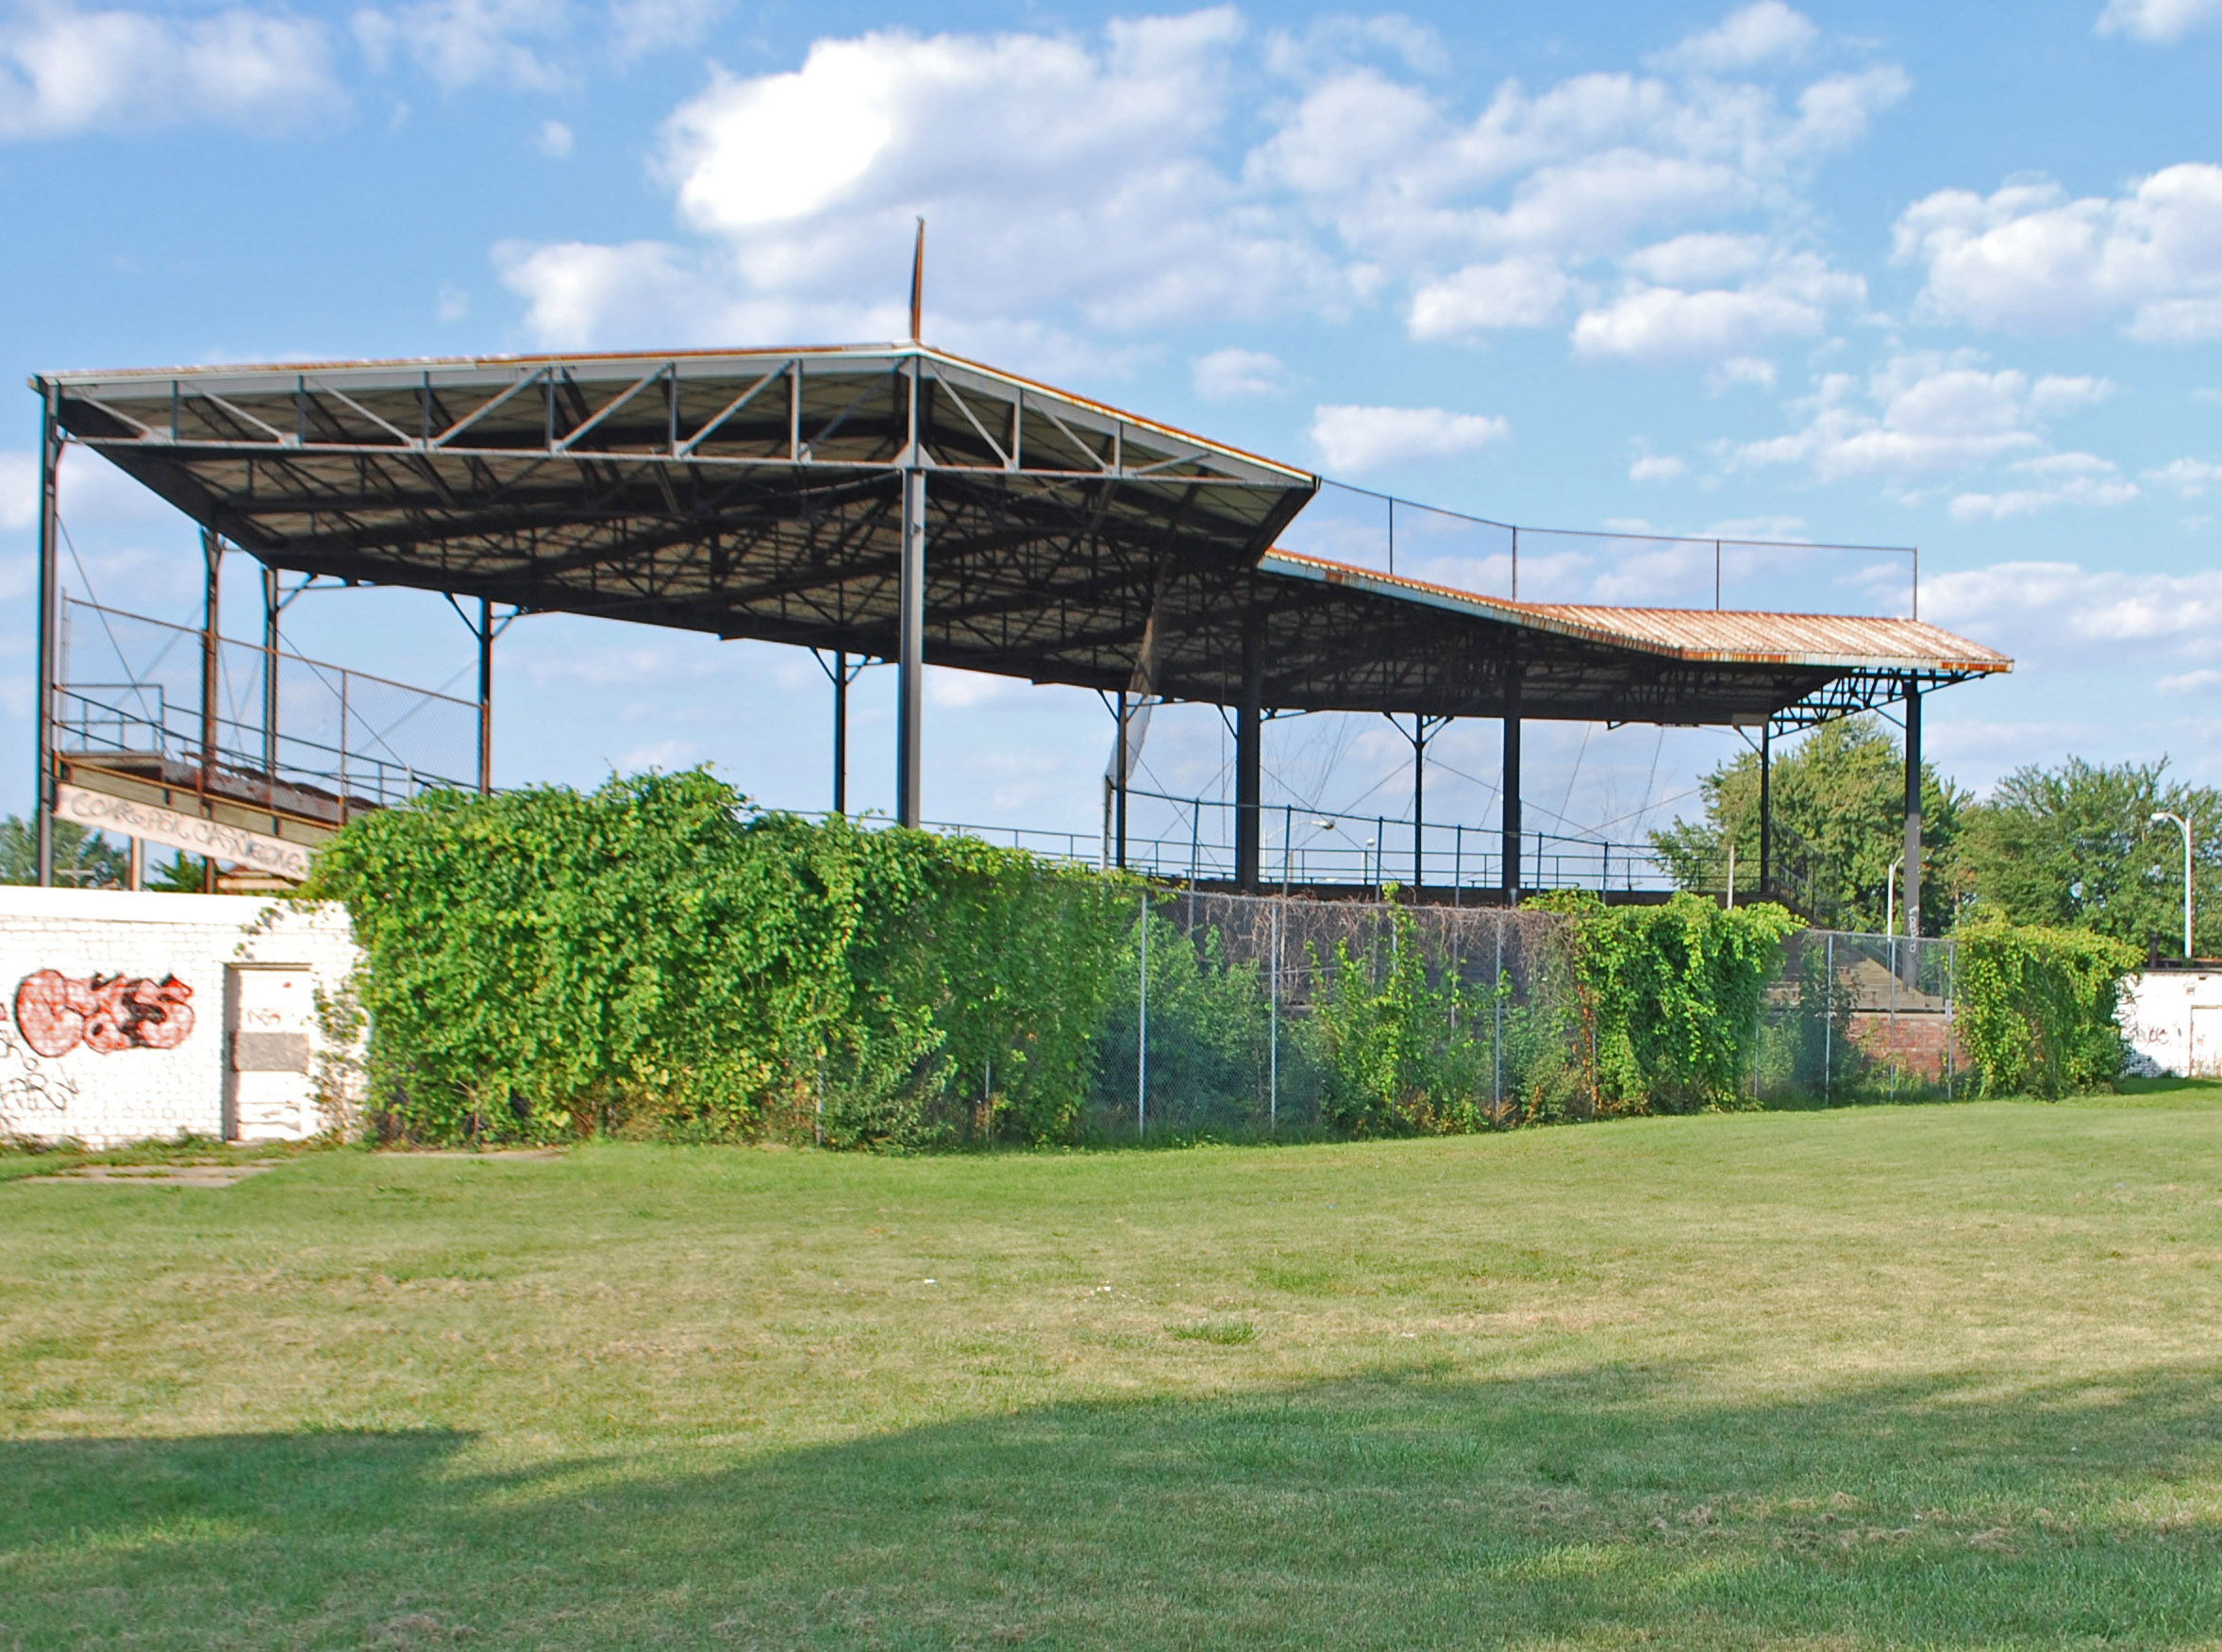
[1958,757,2221,957]
[1649,718,1964,931]
[0,815,128,888]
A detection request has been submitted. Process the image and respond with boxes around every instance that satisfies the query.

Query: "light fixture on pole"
[2151,810,2194,960]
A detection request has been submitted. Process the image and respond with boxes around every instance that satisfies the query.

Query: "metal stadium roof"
[32,342,2007,731]
[28,341,2010,909]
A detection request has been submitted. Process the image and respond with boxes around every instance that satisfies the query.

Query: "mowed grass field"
[5,1093,2222,1648]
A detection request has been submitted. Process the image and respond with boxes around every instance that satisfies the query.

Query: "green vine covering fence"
[1952,918,2141,1098]
[302,772,1134,1146]
[300,774,2145,1147]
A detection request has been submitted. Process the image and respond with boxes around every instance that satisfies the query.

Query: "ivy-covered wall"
[302,772,1134,1147]
[300,776,2143,1148]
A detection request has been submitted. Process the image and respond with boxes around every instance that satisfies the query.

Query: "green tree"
[1649,717,1965,932]
[0,814,128,887]
[1958,757,2221,958]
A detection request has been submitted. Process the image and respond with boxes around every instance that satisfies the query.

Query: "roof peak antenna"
[909,217,925,344]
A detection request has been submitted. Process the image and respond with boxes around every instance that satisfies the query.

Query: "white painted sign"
[58,783,313,881]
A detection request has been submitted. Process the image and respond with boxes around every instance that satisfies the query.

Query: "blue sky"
[3,0,2220,864]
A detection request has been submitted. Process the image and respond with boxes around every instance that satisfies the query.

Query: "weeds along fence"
[1080,893,1967,1143]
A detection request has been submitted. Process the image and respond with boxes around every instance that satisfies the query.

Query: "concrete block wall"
[0,887,360,1148]
[2118,970,2222,1078]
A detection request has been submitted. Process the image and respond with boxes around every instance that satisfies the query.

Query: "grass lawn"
[5,1093,2222,1648]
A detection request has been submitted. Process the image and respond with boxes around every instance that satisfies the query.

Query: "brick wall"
[0,887,360,1148]
[1846,1010,1963,1086]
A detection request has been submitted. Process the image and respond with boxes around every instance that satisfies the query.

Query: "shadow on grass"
[5,1364,2220,1648]
[2108,1076,2222,1105]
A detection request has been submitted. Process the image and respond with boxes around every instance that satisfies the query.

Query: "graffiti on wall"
[0,1022,80,1125]
[12,971,195,1058]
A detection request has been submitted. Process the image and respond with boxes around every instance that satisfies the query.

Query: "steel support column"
[895,468,926,828]
[262,565,280,781]
[1235,619,1262,890]
[1759,723,1772,900]
[1902,681,1922,948]
[1501,667,1522,907]
[833,650,849,814]
[199,527,222,893]
[1114,691,1130,869]
[476,596,494,796]
[33,387,59,888]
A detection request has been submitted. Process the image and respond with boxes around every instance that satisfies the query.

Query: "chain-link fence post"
[1823,931,1834,1103]
[1493,911,1505,1118]
[1137,891,1148,1139]
[1268,900,1279,1134]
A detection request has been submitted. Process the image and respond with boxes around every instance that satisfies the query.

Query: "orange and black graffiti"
[12,971,195,1057]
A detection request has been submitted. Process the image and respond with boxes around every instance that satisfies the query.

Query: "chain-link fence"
[1758,929,1960,1107]
[1080,893,1960,1140]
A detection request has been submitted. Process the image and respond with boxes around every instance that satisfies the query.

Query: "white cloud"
[2028,374,2113,415]
[2096,0,2222,42]
[2159,668,2222,697]
[1571,249,1860,362]
[497,238,737,347]
[495,236,1134,379]
[353,0,570,91]
[535,115,571,156]
[1922,560,2222,670]
[0,451,34,529]
[1896,165,2222,340]
[608,0,724,62]
[0,2,339,138]
[643,10,1352,336]
[2147,457,2222,495]
[505,8,1910,364]
[1310,404,1510,473]
[1261,13,1443,80]
[1622,231,1768,286]
[1629,454,1688,483]
[1651,1,1818,75]
[1732,352,2114,483]
[1192,347,1291,400]
[436,281,470,322]
[927,667,1016,709]
[1408,256,1569,337]
[1947,453,2140,521]
[1710,355,1778,391]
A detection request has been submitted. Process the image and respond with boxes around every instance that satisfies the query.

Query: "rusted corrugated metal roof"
[1260,551,2012,675]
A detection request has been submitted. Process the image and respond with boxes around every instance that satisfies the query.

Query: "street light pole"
[2152,811,2194,959]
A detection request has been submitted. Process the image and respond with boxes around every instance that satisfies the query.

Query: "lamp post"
[1885,854,1904,939]
[2151,810,2194,959]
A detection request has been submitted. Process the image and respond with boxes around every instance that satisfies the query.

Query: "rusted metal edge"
[1260,550,2013,675]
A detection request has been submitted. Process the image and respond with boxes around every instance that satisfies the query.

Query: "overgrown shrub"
[1544,893,1801,1113]
[301,771,1132,1146]
[1091,903,1281,1140]
[1304,895,1497,1136]
[1953,918,2140,1097]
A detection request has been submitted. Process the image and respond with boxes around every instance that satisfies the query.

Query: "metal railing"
[58,597,477,815]
[1277,480,1921,617]
[802,785,1679,897]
